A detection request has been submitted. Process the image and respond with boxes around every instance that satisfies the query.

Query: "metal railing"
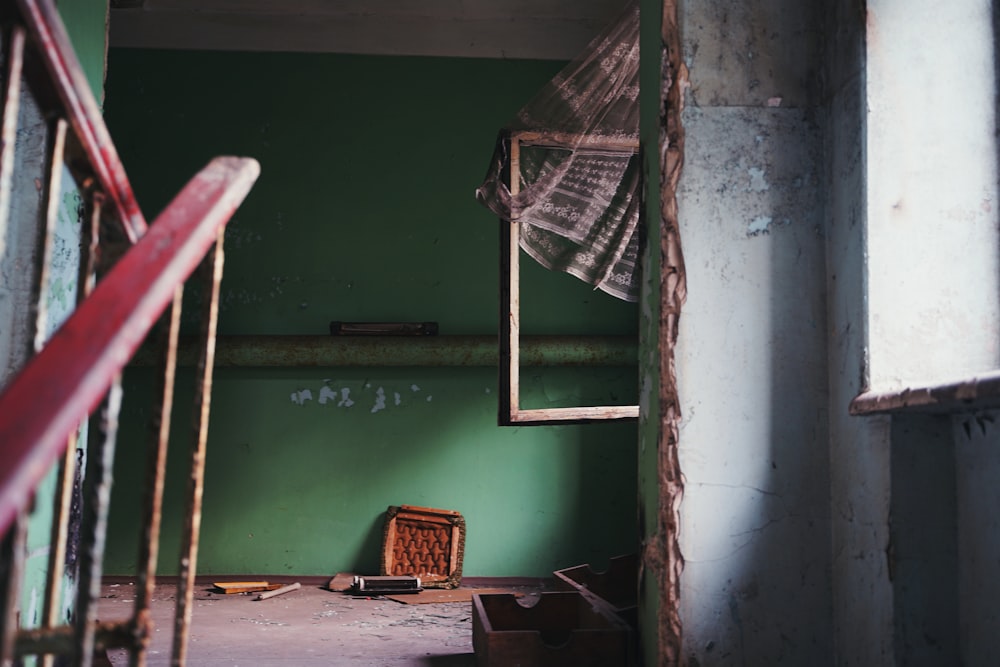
[0,1,259,665]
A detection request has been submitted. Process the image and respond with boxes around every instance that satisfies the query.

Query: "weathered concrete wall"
[675,1,832,663]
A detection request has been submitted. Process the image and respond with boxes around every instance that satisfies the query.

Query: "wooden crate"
[380,504,465,589]
[472,592,634,667]
[552,553,638,629]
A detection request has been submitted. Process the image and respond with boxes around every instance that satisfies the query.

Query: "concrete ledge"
[850,370,1000,415]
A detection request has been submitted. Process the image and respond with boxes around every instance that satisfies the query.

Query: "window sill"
[850,370,1000,415]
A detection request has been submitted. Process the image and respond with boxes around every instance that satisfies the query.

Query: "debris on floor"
[350,574,423,595]
[98,580,540,666]
[256,581,301,600]
[212,581,284,595]
[326,571,357,592]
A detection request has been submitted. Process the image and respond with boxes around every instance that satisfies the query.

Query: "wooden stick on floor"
[256,583,301,601]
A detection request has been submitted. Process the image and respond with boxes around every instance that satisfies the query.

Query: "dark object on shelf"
[381,504,465,589]
[350,575,423,595]
[472,591,634,667]
[552,553,638,629]
[329,321,439,336]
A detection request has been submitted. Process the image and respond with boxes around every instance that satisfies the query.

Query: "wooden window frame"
[499,130,640,425]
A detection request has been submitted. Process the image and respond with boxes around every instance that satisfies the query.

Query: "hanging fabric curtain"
[475,0,640,302]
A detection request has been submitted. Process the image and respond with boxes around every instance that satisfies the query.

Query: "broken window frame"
[498,130,640,426]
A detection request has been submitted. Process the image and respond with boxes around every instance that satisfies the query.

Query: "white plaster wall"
[676,3,831,663]
[865,0,1000,390]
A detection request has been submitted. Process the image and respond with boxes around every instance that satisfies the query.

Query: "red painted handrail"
[0,156,260,537]
[16,0,148,242]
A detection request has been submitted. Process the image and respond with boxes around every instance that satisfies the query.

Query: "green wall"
[102,50,640,578]
[59,0,107,102]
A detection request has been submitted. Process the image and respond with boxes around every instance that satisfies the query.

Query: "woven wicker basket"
[380,504,465,589]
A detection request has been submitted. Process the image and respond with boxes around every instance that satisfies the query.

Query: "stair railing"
[0,1,259,665]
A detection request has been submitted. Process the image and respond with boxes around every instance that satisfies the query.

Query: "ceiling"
[108,0,629,61]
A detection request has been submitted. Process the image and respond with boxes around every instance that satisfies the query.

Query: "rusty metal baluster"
[39,425,79,667]
[39,192,101,667]
[0,157,258,539]
[39,431,78,667]
[32,117,67,354]
[3,99,68,666]
[132,286,183,667]
[172,229,225,667]
[74,377,123,667]
[0,26,24,235]
[81,191,102,295]
[55,134,105,667]
[1,512,28,667]
[10,110,68,666]
[0,25,26,667]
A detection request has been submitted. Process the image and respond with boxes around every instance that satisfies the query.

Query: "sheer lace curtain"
[475,0,641,302]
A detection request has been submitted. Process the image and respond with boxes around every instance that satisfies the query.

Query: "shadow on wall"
[571,420,639,574]
[889,413,957,664]
[952,410,1000,663]
[760,105,831,661]
[351,513,386,576]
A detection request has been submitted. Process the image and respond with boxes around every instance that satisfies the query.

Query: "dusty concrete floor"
[97,580,541,666]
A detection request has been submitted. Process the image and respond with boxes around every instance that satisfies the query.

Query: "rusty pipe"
[130,335,637,368]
